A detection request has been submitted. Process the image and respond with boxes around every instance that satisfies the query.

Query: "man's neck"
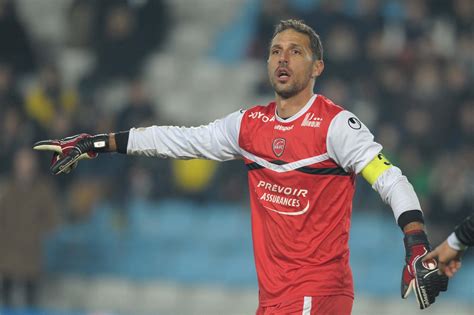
[275,90,314,119]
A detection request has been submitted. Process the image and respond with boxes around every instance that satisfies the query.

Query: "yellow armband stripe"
[361,153,392,185]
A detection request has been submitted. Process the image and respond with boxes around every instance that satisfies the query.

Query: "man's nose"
[278,51,289,65]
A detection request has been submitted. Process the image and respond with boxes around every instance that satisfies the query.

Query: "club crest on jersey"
[272,138,286,157]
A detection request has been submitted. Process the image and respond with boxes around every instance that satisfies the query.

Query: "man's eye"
[271,50,280,55]
[292,49,301,55]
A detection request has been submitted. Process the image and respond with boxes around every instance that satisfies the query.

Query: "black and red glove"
[401,230,449,309]
[33,133,109,175]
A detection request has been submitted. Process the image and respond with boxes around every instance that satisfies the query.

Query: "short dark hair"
[272,19,323,61]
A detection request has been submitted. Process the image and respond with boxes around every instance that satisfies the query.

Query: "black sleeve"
[397,210,424,230]
[454,214,474,247]
[115,131,129,154]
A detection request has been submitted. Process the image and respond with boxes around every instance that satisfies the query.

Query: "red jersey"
[128,94,383,305]
[239,95,355,305]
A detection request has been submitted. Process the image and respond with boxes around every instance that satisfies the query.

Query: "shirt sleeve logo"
[272,138,286,157]
[348,117,362,130]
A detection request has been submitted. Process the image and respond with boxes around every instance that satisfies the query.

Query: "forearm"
[107,133,117,152]
[127,126,239,160]
[123,111,242,160]
[403,221,425,233]
[110,131,129,153]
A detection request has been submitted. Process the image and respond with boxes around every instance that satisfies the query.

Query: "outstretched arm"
[34,110,245,174]
[125,110,242,160]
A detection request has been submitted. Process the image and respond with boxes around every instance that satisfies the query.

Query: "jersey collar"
[275,94,318,123]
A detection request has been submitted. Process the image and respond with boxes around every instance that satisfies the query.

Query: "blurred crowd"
[0,0,472,307]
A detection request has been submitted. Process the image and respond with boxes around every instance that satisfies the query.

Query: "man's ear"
[312,60,324,78]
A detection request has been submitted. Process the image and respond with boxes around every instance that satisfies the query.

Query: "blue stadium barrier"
[0,309,85,315]
[43,201,473,301]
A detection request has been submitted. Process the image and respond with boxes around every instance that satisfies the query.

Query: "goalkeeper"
[34,19,449,313]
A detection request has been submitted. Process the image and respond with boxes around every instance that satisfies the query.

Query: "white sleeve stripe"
[239,148,330,173]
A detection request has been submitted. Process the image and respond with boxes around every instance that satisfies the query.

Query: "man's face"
[267,29,322,99]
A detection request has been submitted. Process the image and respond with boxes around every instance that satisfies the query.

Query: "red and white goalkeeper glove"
[33,133,108,175]
[401,230,448,309]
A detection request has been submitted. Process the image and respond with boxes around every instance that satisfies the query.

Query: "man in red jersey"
[35,20,448,314]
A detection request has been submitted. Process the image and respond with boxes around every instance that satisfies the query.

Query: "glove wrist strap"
[404,230,430,255]
[90,134,110,153]
[76,134,110,154]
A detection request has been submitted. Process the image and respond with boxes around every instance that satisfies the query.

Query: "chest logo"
[301,113,323,128]
[256,180,311,216]
[272,138,286,157]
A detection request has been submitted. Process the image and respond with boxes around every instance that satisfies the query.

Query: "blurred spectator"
[24,64,79,139]
[116,78,159,130]
[79,0,170,96]
[454,99,474,147]
[172,159,218,202]
[303,0,353,39]
[66,177,104,222]
[403,107,436,153]
[404,0,431,42]
[0,107,33,175]
[67,0,96,48]
[319,77,350,106]
[93,3,141,78]
[250,0,295,59]
[0,0,36,75]
[0,63,22,113]
[210,160,249,203]
[90,0,169,59]
[427,150,473,229]
[127,164,156,202]
[356,0,384,42]
[324,22,362,80]
[0,63,35,174]
[451,0,473,35]
[0,147,60,307]
[398,144,431,203]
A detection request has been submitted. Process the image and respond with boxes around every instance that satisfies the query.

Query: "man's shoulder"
[237,101,276,128]
[243,101,276,114]
[316,94,345,113]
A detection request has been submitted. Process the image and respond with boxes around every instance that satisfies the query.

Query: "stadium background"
[0,0,472,314]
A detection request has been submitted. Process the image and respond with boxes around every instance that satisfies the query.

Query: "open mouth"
[276,68,291,82]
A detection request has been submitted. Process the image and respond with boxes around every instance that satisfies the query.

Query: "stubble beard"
[272,81,302,99]
[269,71,312,100]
